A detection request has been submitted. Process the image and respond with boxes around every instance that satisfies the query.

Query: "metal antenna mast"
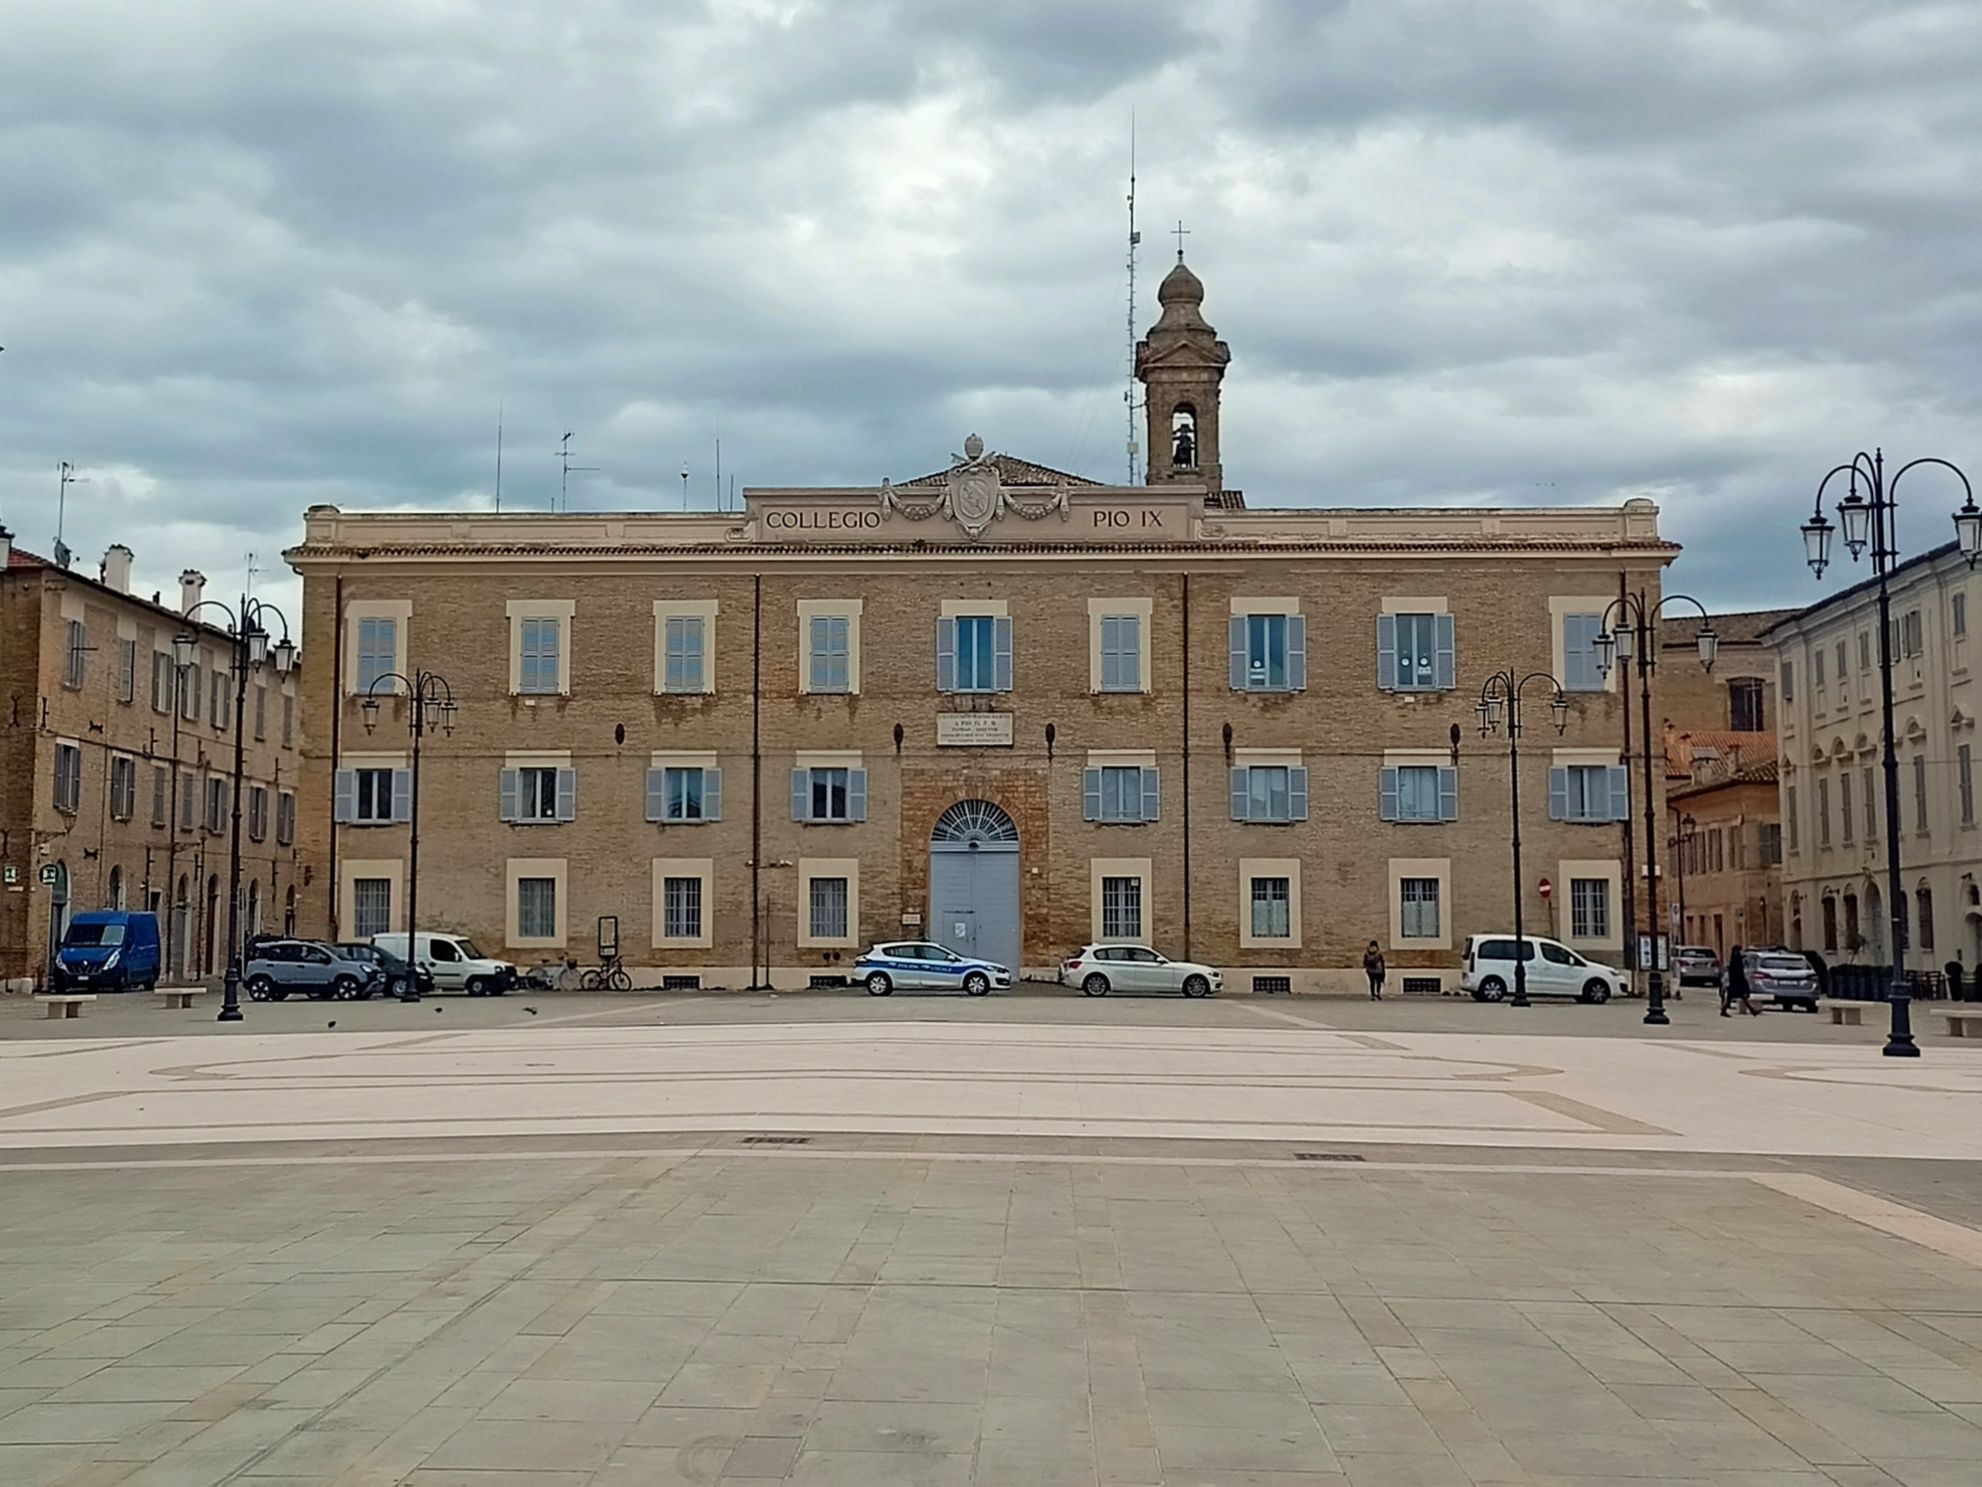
[54,462,87,569]
[555,431,598,513]
[1124,116,1142,484]
[494,400,505,513]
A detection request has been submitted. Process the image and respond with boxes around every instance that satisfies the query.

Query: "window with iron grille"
[808,876,849,940]
[1252,974,1291,995]
[517,877,557,939]
[1100,875,1142,940]
[1570,878,1610,940]
[663,876,703,940]
[1250,877,1292,939]
[1399,877,1440,939]
[352,879,391,939]
[53,743,83,814]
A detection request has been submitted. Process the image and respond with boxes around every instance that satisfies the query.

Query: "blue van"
[53,911,162,992]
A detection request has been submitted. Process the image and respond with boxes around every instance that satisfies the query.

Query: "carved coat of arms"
[878,433,1069,537]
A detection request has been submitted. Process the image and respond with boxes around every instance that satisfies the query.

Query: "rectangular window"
[254,685,267,740]
[1859,632,1872,671]
[1818,778,1831,846]
[64,621,87,689]
[151,652,174,713]
[810,768,849,822]
[1840,771,1854,844]
[352,879,392,939]
[1863,766,1876,841]
[1399,877,1441,939]
[1758,823,1782,867]
[1729,679,1763,732]
[1085,765,1158,824]
[1231,611,1310,691]
[808,615,851,694]
[277,791,296,845]
[1814,646,1826,687]
[1787,785,1799,853]
[518,617,562,695]
[1780,659,1794,702]
[205,777,227,833]
[356,617,396,693]
[248,786,268,841]
[666,767,704,822]
[1099,614,1141,692]
[109,756,136,821]
[663,616,705,693]
[53,743,82,814]
[210,668,229,729]
[515,767,561,822]
[1100,875,1142,940]
[954,616,997,691]
[152,765,168,828]
[1561,613,1606,692]
[1249,876,1292,939]
[516,877,557,940]
[1383,764,1457,824]
[1570,878,1611,940]
[338,766,410,825]
[1961,744,1975,825]
[663,876,703,940]
[808,876,849,941]
[1384,612,1455,692]
[1916,755,1929,830]
[180,771,196,830]
[118,638,137,703]
[282,693,294,747]
[180,663,201,723]
[1902,609,1924,658]
[1550,764,1628,823]
[793,766,866,823]
[1230,764,1310,824]
[1956,592,1969,639]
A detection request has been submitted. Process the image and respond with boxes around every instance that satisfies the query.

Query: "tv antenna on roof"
[555,431,598,513]
[54,462,87,569]
[1124,114,1143,485]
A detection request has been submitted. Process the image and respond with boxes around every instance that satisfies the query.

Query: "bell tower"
[1135,252,1231,493]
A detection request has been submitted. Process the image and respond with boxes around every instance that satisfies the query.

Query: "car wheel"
[1082,973,1111,997]
[963,972,992,997]
[865,972,893,996]
[466,976,488,997]
[1478,976,1507,1003]
[1182,974,1211,999]
[247,975,274,1002]
[1580,978,1611,1005]
[333,976,360,1000]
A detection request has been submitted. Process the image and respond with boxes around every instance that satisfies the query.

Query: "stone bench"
[1940,1012,1982,1039]
[154,987,204,1011]
[35,995,96,1020]
[1828,1004,1864,1026]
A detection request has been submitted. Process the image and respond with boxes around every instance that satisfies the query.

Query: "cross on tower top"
[1171,219,1189,262]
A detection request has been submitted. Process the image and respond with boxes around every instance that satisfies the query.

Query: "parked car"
[854,942,1011,996]
[244,940,386,1001]
[1061,944,1220,997]
[1674,945,1722,989]
[336,942,433,999]
[371,932,516,995]
[1740,947,1822,1012]
[51,911,161,992]
[1461,934,1626,1004]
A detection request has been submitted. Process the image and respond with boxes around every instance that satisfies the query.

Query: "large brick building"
[286,260,1676,990]
[0,536,303,987]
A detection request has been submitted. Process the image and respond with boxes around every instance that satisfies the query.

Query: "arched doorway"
[108,865,124,911]
[203,875,219,977]
[929,800,1020,973]
[1863,882,1885,962]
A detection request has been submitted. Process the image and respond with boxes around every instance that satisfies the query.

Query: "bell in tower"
[1135,250,1231,493]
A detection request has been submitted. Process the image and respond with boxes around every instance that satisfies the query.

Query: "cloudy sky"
[4,0,1981,617]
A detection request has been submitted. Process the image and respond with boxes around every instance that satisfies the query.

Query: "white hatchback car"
[1460,934,1626,1004]
[1061,944,1221,997]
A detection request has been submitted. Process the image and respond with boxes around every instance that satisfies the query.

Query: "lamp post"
[176,597,295,1021]
[1800,448,1980,1057]
[362,670,455,1000]
[1672,811,1698,949]
[1592,595,1718,1026]
[1477,670,1569,1008]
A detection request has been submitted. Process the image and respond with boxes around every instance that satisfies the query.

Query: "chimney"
[101,545,133,594]
[0,524,12,571]
[179,569,205,616]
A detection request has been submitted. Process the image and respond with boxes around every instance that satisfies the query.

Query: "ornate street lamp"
[362,669,456,1000]
[1477,669,1569,1009]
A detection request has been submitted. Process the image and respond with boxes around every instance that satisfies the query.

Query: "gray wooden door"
[929,801,1020,976]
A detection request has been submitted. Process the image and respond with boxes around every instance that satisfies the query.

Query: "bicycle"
[580,955,632,992]
[524,957,583,992]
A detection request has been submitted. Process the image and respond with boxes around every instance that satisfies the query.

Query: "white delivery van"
[371,932,517,996]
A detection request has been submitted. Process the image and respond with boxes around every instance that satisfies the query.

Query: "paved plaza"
[4,992,1982,1485]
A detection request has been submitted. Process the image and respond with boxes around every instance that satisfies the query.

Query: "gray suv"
[244,940,387,1001]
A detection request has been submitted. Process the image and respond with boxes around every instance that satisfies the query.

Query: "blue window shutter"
[1228,617,1247,691]
[849,768,868,822]
[1548,767,1569,822]
[1377,613,1398,691]
[1230,768,1249,821]
[1435,613,1456,690]
[1439,766,1459,822]
[790,768,810,822]
[334,770,355,824]
[1609,765,1631,821]
[645,769,665,823]
[499,769,519,823]
[1379,768,1399,822]
[1141,767,1161,823]
[1287,616,1308,691]
[391,769,413,823]
[556,768,577,821]
[1083,768,1101,821]
[993,616,1014,692]
[1289,766,1309,822]
[703,768,722,822]
[936,617,956,692]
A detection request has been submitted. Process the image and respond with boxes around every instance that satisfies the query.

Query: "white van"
[371,932,517,996]
[1460,933,1626,1004]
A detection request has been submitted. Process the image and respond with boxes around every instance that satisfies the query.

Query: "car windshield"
[62,923,126,947]
[456,940,487,960]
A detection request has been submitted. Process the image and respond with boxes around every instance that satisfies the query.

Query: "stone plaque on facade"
[937,713,1015,747]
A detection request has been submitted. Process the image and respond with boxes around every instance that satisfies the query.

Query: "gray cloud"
[4,0,1982,618]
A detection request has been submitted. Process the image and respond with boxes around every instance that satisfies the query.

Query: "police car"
[854,942,1012,996]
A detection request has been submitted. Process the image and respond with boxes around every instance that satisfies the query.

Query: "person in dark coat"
[1722,944,1759,1016]
[1363,942,1386,1000]
[1945,959,1966,1003]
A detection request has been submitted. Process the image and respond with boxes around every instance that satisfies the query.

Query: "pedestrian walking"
[1944,959,1965,1003]
[1363,942,1386,1000]
[1721,944,1759,1017]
